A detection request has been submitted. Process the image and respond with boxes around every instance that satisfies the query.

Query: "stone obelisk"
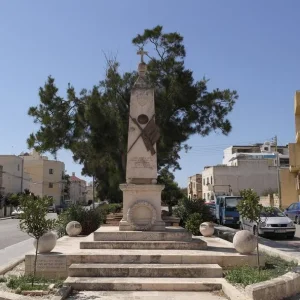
[119,49,165,231]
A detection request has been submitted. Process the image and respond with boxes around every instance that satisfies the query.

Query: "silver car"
[240,207,296,239]
[11,207,24,219]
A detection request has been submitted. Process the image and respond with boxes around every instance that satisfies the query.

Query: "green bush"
[108,203,122,214]
[185,213,203,235]
[57,204,107,237]
[174,197,213,227]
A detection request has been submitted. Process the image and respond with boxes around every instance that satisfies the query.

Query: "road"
[268,224,300,249]
[0,213,57,250]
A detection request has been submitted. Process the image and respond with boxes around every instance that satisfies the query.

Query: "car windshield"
[225,197,241,208]
[260,208,285,217]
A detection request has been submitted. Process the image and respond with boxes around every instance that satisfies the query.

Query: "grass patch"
[6,275,63,291]
[225,254,298,287]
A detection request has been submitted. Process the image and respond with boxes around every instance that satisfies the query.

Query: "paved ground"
[67,291,227,300]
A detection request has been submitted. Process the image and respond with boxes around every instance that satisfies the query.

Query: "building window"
[207,193,210,200]
[203,193,206,199]
[17,164,20,171]
[49,169,54,174]
[193,182,196,189]
[203,179,205,185]
[49,183,53,188]
[206,178,209,185]
[211,176,213,185]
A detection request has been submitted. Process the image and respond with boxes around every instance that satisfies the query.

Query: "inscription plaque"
[30,255,67,272]
[129,157,154,169]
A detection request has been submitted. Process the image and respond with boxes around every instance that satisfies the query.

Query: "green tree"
[27,25,238,200]
[157,168,184,215]
[174,197,212,227]
[19,195,57,286]
[237,189,274,271]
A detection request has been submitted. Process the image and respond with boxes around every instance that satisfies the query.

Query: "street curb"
[0,256,25,275]
[0,217,11,221]
[0,291,31,299]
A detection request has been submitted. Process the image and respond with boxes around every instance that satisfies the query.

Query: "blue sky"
[0,0,299,187]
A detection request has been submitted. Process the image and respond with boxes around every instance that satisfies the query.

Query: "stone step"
[66,250,259,268]
[68,263,222,278]
[94,227,192,241]
[80,240,207,250]
[64,277,224,291]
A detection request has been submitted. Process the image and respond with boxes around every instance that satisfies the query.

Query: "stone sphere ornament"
[66,221,82,237]
[33,231,57,253]
[233,230,257,254]
[200,222,215,237]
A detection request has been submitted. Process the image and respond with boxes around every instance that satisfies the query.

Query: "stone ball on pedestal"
[200,222,215,237]
[33,231,57,253]
[233,230,257,254]
[66,221,82,237]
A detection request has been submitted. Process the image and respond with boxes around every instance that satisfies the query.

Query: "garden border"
[214,225,300,300]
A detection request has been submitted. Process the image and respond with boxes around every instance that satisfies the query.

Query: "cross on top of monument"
[137,48,148,63]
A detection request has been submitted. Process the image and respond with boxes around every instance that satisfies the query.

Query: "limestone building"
[19,150,65,205]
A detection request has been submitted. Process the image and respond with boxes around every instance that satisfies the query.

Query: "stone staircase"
[64,227,224,292]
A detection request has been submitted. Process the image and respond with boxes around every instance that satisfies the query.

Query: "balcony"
[295,91,300,115]
[289,165,300,173]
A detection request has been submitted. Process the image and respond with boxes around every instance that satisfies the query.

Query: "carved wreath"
[127,200,157,231]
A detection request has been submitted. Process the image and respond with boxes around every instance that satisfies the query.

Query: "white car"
[11,207,24,219]
[240,207,296,239]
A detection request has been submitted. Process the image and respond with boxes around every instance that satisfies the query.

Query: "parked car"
[240,207,296,239]
[284,203,300,225]
[48,204,55,213]
[11,207,24,219]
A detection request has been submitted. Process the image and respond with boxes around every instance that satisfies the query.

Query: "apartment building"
[280,91,300,208]
[86,182,94,202]
[70,172,87,204]
[223,142,289,167]
[187,174,202,199]
[19,150,65,205]
[0,155,30,195]
[201,141,289,201]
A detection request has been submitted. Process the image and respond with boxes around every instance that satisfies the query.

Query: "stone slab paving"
[67,291,227,299]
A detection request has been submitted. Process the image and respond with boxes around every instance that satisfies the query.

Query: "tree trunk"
[32,238,39,287]
[168,205,173,216]
[256,231,260,273]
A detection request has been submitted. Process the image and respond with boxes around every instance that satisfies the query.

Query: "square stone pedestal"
[119,184,165,231]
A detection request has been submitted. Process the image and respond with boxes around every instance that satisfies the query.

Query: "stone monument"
[119,49,165,231]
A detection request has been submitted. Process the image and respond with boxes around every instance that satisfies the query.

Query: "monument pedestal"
[119,184,165,231]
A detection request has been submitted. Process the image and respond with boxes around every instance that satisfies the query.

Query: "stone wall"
[259,194,279,208]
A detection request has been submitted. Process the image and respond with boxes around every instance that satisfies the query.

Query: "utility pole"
[274,135,282,207]
[92,175,95,209]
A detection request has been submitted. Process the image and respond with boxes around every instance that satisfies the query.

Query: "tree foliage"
[174,197,213,227]
[237,189,275,271]
[157,168,184,214]
[19,195,57,286]
[27,25,238,201]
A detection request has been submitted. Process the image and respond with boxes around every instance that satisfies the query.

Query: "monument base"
[119,183,165,231]
[119,219,165,231]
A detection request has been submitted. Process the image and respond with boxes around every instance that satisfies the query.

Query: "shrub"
[185,213,203,235]
[174,197,213,227]
[57,204,107,237]
[108,203,122,214]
